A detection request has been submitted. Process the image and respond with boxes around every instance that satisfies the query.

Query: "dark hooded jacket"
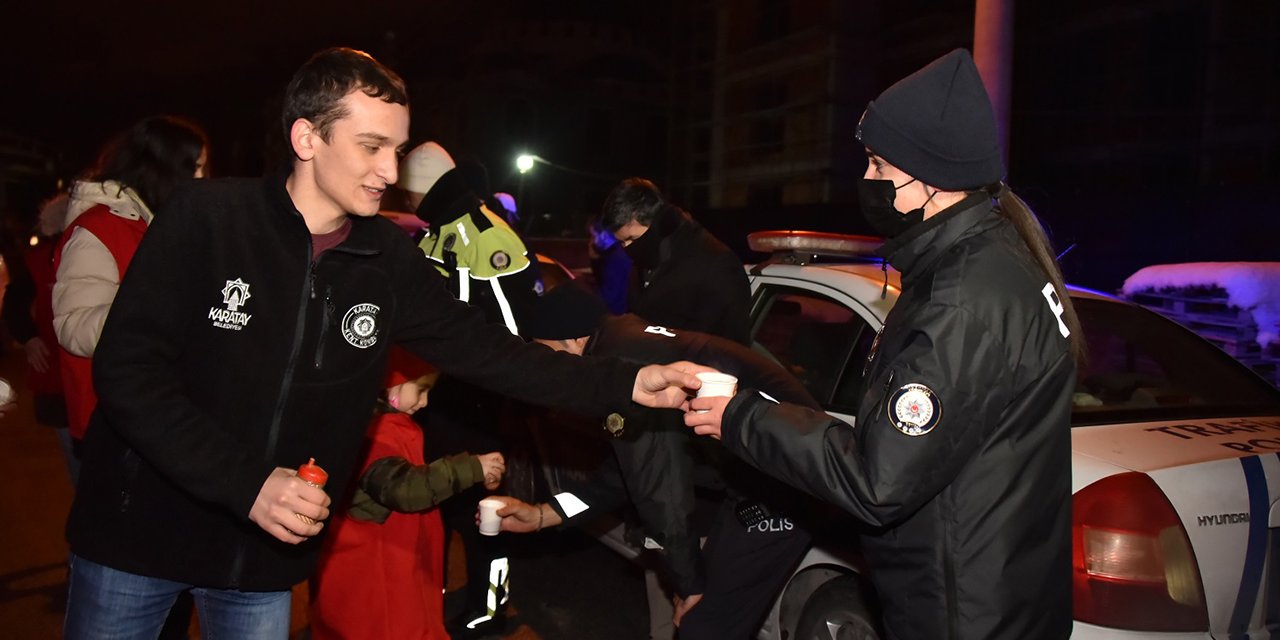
[718,193,1075,640]
[626,207,751,345]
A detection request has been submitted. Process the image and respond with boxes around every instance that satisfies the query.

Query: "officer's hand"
[0,400,15,420]
[632,361,714,410]
[673,593,703,627]
[248,467,331,544]
[484,497,563,533]
[684,395,730,440]
[477,452,505,490]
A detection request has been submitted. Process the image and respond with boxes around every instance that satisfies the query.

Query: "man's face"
[309,91,409,217]
[612,220,649,247]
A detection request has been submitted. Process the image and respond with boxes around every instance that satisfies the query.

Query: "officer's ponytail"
[988,183,1087,365]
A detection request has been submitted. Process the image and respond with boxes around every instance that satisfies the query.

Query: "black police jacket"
[553,313,818,597]
[719,194,1075,640]
[67,171,640,591]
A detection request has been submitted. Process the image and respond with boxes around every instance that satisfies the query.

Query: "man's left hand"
[632,361,713,410]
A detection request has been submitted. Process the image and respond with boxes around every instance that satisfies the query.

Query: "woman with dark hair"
[52,115,208,446]
[687,49,1081,640]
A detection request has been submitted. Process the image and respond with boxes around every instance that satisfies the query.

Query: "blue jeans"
[65,554,291,640]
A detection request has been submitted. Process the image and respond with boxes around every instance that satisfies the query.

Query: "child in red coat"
[310,352,505,640]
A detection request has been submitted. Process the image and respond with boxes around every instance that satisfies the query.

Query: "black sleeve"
[610,408,705,597]
[546,451,630,524]
[720,304,1011,527]
[388,240,642,419]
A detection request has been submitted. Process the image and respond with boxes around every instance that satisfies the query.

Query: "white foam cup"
[694,372,738,412]
[0,378,12,406]
[478,498,506,536]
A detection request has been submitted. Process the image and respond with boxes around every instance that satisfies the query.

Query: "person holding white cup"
[694,372,737,411]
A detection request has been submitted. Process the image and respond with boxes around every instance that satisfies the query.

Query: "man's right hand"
[248,467,331,544]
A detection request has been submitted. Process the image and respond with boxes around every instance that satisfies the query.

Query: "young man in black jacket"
[62,47,704,639]
[493,283,819,639]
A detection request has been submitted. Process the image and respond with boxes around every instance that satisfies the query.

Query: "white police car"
[743,231,1280,640]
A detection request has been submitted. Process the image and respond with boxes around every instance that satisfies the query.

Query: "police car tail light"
[1072,472,1209,631]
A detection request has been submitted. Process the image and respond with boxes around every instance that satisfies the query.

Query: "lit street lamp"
[516,153,537,174]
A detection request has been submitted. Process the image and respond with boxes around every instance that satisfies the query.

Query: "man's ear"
[290,119,319,161]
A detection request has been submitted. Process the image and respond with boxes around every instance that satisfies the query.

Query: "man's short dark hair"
[282,47,409,143]
[600,177,666,232]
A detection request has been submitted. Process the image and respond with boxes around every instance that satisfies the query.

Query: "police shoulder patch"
[887,383,941,436]
[490,250,510,270]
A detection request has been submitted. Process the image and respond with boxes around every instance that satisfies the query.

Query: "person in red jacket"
[53,115,208,445]
[310,349,505,640]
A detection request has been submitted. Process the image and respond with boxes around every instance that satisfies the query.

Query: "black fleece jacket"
[67,170,639,590]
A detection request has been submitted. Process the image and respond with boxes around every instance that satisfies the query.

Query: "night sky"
[2,0,1275,290]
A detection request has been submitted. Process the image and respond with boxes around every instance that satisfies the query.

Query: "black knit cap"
[856,49,1004,190]
[526,283,609,341]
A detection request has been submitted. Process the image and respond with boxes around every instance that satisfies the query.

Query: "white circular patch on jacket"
[490,250,510,270]
[888,383,940,436]
[341,303,380,349]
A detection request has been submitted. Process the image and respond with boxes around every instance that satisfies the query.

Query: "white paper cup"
[694,372,737,412]
[0,378,12,406]
[478,498,506,536]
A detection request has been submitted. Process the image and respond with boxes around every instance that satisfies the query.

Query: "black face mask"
[857,177,929,239]
[624,226,663,271]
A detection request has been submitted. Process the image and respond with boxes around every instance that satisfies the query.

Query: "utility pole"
[973,0,1014,170]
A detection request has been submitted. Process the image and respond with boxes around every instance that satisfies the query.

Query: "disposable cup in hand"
[478,498,506,536]
[695,372,737,413]
[0,378,12,406]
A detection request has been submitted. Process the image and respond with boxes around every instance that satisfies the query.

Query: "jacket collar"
[265,164,383,256]
[876,191,994,284]
[66,180,155,226]
[638,209,697,281]
[414,168,483,230]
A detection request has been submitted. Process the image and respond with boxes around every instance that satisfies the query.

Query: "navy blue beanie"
[856,49,1005,191]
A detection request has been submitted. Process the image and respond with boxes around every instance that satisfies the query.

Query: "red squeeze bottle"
[297,458,328,488]
[294,458,328,526]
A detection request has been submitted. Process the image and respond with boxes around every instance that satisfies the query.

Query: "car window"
[750,286,875,408]
[1072,297,1280,425]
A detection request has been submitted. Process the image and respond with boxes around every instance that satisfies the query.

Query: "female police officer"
[686,49,1085,640]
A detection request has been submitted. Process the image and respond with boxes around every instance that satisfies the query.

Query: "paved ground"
[0,348,649,639]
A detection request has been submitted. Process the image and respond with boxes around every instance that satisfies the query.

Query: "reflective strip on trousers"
[465,556,510,629]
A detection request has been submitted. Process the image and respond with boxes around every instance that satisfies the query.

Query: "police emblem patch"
[887,383,941,436]
[341,303,380,349]
[490,250,510,270]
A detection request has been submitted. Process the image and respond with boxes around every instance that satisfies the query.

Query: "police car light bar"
[747,230,884,259]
